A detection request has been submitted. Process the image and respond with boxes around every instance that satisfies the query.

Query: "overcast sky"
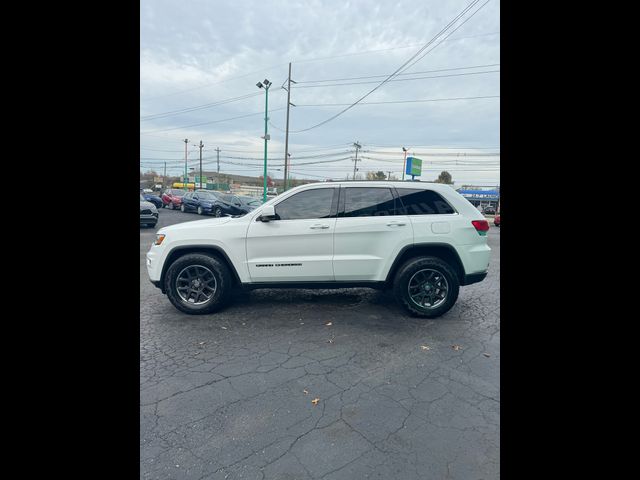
[140,0,500,186]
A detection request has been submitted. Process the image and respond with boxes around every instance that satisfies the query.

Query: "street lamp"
[257,78,272,203]
[402,147,410,181]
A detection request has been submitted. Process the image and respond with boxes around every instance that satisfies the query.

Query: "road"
[140,208,500,480]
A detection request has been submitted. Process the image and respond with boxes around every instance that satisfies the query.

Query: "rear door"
[246,187,338,282]
[333,186,413,281]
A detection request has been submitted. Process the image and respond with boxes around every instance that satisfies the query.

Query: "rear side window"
[275,188,334,220]
[396,188,455,215]
[343,188,395,217]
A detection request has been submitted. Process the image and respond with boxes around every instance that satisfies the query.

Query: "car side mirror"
[259,205,277,222]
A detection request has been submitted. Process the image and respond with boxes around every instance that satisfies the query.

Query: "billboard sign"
[405,156,422,176]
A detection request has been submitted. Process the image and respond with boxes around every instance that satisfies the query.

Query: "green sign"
[406,157,422,176]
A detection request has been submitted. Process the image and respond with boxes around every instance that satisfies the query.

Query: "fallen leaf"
[311,398,320,406]
[420,345,431,351]
[325,322,333,326]
[483,353,491,357]
[303,389,309,395]
[452,345,462,351]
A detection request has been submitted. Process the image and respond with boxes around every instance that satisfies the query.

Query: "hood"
[158,216,233,233]
[140,201,156,210]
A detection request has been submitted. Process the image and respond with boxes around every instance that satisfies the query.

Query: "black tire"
[164,253,233,315]
[214,207,223,217]
[392,256,460,318]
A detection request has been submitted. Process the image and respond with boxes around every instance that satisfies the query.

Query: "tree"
[366,171,387,180]
[434,171,453,184]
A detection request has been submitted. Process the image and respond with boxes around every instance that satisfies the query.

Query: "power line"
[294,63,500,84]
[139,108,287,135]
[292,69,499,89]
[294,95,499,107]
[140,92,264,121]
[282,0,489,134]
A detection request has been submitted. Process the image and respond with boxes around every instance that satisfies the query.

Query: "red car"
[161,189,187,209]
[494,213,500,227]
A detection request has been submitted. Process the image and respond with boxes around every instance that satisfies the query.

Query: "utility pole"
[283,62,296,192]
[183,139,189,191]
[352,141,361,180]
[387,171,392,180]
[215,147,221,186]
[197,140,204,189]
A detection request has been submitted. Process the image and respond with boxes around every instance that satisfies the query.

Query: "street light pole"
[257,79,272,203]
[193,140,204,189]
[402,147,408,181]
[183,139,189,191]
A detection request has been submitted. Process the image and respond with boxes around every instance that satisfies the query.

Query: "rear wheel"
[165,253,233,314]
[393,256,459,318]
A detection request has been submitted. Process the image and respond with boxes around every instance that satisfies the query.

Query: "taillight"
[471,220,490,235]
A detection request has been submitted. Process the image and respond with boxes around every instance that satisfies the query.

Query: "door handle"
[386,221,406,227]
[310,224,329,229]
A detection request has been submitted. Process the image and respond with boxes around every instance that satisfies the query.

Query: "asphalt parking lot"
[140,208,500,480]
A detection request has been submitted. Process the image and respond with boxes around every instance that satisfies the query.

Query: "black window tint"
[343,188,395,217]
[396,188,455,215]
[275,189,334,220]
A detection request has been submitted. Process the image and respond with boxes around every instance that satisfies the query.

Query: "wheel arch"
[385,243,466,286]
[160,245,242,293]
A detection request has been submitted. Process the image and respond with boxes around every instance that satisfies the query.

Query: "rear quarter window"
[396,188,456,215]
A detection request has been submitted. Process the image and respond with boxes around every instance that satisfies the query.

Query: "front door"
[246,187,338,282]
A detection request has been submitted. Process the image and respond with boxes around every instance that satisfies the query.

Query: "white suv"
[146,181,491,318]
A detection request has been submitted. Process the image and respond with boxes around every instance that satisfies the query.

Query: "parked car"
[142,193,163,209]
[161,189,187,209]
[140,194,158,228]
[483,207,496,215]
[494,214,500,227]
[147,181,491,317]
[216,194,262,216]
[180,191,224,215]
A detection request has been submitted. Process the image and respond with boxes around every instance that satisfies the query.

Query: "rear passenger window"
[343,188,395,217]
[396,188,455,215]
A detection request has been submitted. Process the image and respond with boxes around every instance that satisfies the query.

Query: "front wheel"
[393,256,460,318]
[165,253,233,314]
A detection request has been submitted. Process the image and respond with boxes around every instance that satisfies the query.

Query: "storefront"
[456,188,500,211]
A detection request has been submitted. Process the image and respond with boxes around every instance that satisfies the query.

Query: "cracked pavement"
[140,209,500,479]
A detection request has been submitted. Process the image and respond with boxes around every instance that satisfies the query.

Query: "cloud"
[140,0,500,184]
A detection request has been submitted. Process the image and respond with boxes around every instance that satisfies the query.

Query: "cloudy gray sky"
[140,0,500,185]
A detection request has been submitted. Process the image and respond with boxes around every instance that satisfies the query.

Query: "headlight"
[154,234,166,246]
